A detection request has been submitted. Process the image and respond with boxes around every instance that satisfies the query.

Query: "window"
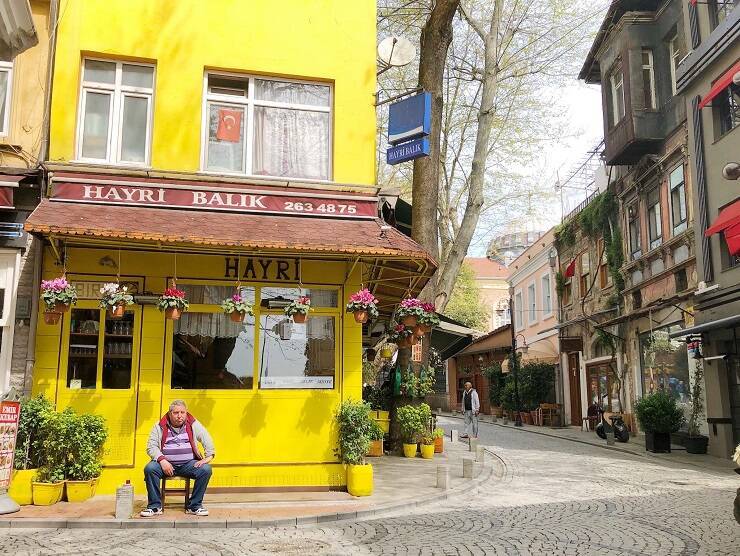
[716,82,740,137]
[541,274,552,315]
[628,203,642,260]
[721,234,740,270]
[587,364,620,413]
[598,238,612,289]
[641,50,657,109]
[527,283,536,324]
[609,63,626,126]
[669,165,687,235]
[494,297,511,328]
[203,74,331,180]
[647,188,662,249]
[710,0,739,29]
[514,291,523,329]
[0,252,18,381]
[668,35,684,97]
[580,252,591,298]
[0,60,11,135]
[674,268,688,292]
[77,59,154,164]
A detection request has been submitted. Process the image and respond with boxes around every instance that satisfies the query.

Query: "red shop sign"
[50,181,378,219]
[0,401,21,489]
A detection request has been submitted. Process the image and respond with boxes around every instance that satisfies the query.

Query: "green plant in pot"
[685,359,708,454]
[634,390,685,453]
[334,400,374,496]
[397,403,431,458]
[10,395,53,505]
[65,413,108,502]
[420,431,435,459]
[367,418,385,457]
[432,427,445,453]
[33,407,75,505]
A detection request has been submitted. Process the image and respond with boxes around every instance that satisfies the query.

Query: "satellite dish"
[378,36,416,67]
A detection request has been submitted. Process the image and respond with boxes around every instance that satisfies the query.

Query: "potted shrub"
[420,432,435,459]
[285,295,311,324]
[397,403,431,458]
[98,282,134,319]
[9,395,52,505]
[346,288,379,324]
[414,303,439,336]
[158,286,189,320]
[366,419,385,458]
[33,407,76,506]
[64,413,108,502]
[634,390,685,453]
[685,361,709,454]
[390,324,414,348]
[396,297,423,327]
[221,291,254,323]
[432,427,444,453]
[40,277,78,325]
[334,400,374,497]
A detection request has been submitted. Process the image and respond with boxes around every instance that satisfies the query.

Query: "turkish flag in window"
[216,108,243,142]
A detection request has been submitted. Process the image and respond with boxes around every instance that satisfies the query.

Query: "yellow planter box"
[65,480,95,503]
[32,481,65,506]
[420,443,435,459]
[402,443,417,458]
[346,463,373,497]
[8,469,37,506]
[376,410,390,420]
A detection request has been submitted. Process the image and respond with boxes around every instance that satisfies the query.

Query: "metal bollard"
[450,429,458,443]
[462,458,474,479]
[436,465,449,489]
[475,445,485,463]
[469,438,478,452]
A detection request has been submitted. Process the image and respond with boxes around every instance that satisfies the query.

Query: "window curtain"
[174,312,248,339]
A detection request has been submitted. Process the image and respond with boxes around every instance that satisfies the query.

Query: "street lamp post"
[508,293,525,427]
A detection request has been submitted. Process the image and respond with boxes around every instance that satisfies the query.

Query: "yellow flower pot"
[65,480,95,503]
[346,463,373,497]
[8,469,37,505]
[420,443,435,459]
[377,410,390,420]
[32,481,65,506]
[402,443,418,458]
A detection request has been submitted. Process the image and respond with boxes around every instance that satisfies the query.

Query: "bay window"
[77,59,154,165]
[609,63,625,126]
[203,73,332,180]
[641,50,656,109]
[0,60,11,136]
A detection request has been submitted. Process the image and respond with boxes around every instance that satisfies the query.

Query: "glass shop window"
[259,287,338,309]
[258,315,335,389]
[639,324,690,410]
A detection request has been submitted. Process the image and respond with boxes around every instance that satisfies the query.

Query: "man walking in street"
[460,381,480,439]
[141,400,215,517]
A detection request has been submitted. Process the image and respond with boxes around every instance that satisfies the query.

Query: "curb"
[0,448,499,530]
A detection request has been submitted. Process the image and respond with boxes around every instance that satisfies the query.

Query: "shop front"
[24,171,435,494]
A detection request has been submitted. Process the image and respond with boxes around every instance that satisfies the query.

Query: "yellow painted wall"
[33,246,364,492]
[48,0,377,185]
[0,1,50,167]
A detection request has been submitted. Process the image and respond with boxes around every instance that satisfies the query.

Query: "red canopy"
[706,200,740,257]
[698,61,740,109]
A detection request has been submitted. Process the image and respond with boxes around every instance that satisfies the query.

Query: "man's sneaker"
[140,507,163,517]
[185,507,209,516]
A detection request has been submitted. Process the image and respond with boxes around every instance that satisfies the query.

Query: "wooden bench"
[161,476,191,509]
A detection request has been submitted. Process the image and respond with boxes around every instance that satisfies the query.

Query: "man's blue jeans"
[144,459,212,510]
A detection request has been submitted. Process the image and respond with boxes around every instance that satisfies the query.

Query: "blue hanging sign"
[386,137,430,165]
[388,92,431,145]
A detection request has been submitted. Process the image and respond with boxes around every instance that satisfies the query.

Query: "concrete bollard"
[491,415,497,424]
[462,458,474,479]
[115,482,134,519]
[475,445,485,463]
[469,438,478,452]
[436,465,449,489]
[450,429,458,443]
[437,407,443,416]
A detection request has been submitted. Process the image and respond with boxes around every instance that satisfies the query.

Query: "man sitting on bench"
[141,399,215,517]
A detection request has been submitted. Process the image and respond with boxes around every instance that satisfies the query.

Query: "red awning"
[0,175,22,210]
[725,223,740,257]
[698,61,740,109]
[705,200,740,236]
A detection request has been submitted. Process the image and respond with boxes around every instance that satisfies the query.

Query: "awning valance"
[705,199,740,256]
[697,61,740,109]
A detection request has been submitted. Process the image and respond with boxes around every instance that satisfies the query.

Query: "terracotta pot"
[56,303,70,313]
[230,311,245,323]
[292,312,307,324]
[353,310,369,324]
[165,307,182,320]
[44,312,61,325]
[413,325,425,337]
[107,305,126,319]
[434,436,444,453]
[401,315,417,327]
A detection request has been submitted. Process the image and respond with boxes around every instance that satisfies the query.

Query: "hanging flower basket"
[221,291,254,323]
[396,298,424,328]
[41,277,78,324]
[158,287,189,320]
[414,302,439,336]
[389,323,413,348]
[346,288,379,324]
[99,282,134,319]
[380,344,395,358]
[285,296,311,323]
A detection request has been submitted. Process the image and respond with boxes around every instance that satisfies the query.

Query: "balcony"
[604,110,663,166]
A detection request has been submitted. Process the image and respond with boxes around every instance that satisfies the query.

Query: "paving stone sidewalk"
[0,435,495,529]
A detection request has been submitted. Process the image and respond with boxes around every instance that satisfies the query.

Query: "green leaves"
[396,403,431,444]
[635,390,685,434]
[14,395,53,470]
[334,400,375,465]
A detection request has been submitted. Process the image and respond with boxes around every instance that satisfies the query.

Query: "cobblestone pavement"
[1,417,737,555]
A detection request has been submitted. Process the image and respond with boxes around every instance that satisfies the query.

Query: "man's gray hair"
[169,399,187,411]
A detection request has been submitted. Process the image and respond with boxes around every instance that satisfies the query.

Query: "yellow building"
[24,0,434,494]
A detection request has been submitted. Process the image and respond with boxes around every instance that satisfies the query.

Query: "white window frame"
[641,49,657,109]
[541,274,552,317]
[0,250,20,393]
[75,58,155,166]
[668,36,682,97]
[610,66,625,125]
[200,72,333,181]
[527,283,537,324]
[0,61,12,137]
[669,165,688,235]
[647,188,663,250]
[514,290,524,331]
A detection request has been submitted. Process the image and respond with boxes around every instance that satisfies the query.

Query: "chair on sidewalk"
[539,403,561,427]
[161,476,191,509]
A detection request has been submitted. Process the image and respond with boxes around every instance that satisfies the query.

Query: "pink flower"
[297,296,311,305]
[400,297,422,308]
[163,288,185,298]
[421,303,436,313]
[350,288,377,305]
[394,324,405,333]
[231,293,244,302]
[41,277,70,293]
